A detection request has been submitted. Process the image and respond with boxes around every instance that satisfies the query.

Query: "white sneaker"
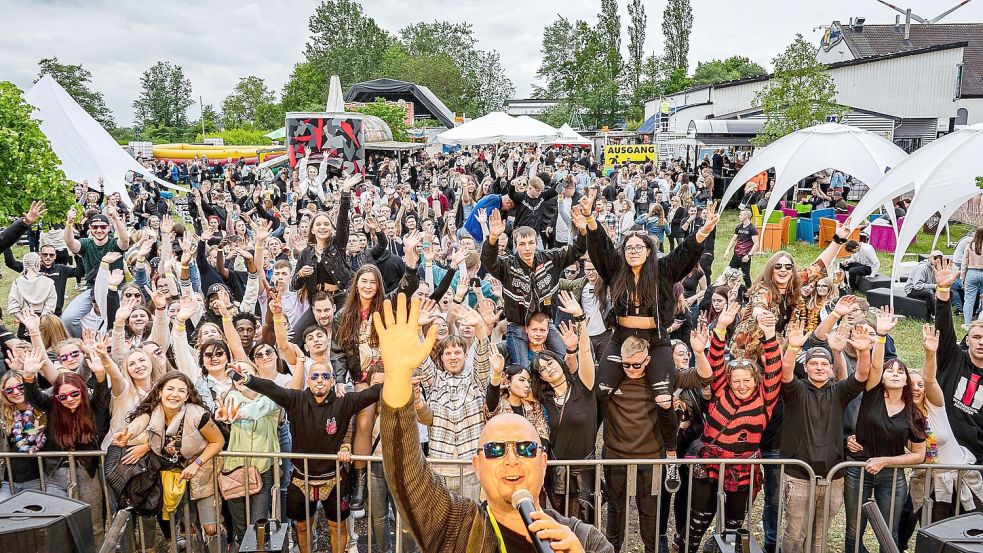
[664,463,681,493]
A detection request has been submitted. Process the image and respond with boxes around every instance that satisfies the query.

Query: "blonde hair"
[621,336,649,359]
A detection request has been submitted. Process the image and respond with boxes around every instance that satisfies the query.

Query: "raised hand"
[490,347,505,380]
[22,347,45,379]
[340,172,363,194]
[556,291,584,318]
[108,269,125,288]
[216,288,235,319]
[373,295,439,383]
[66,207,77,226]
[296,265,314,278]
[757,309,778,339]
[175,292,197,323]
[848,324,874,353]
[558,320,579,351]
[923,323,940,353]
[690,319,709,351]
[786,319,809,349]
[475,208,488,224]
[402,231,422,258]
[146,281,168,309]
[477,298,500,330]
[827,323,850,353]
[16,311,40,335]
[874,306,898,337]
[701,200,720,234]
[716,301,741,329]
[833,294,858,317]
[487,209,506,239]
[102,251,123,265]
[417,298,441,326]
[934,257,957,288]
[24,201,45,225]
[835,218,852,240]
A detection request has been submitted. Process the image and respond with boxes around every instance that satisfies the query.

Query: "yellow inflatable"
[152,144,270,162]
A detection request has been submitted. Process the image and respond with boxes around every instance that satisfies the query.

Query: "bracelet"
[830,311,843,319]
[339,444,352,452]
[876,336,887,344]
[713,328,727,338]
[175,324,186,332]
[194,458,204,467]
[273,316,285,324]
[222,317,232,323]
[832,235,847,245]
[566,347,579,354]
[453,296,465,304]
[572,314,586,323]
[938,286,951,293]
[181,264,189,270]
[137,257,146,263]
[787,345,801,352]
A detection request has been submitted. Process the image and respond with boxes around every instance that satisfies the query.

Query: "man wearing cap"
[905,250,943,321]
[61,205,130,337]
[779,324,870,553]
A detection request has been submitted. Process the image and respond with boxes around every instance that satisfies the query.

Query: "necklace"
[553,383,570,405]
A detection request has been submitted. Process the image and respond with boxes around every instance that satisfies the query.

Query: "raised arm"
[933,257,961,365]
[921,323,946,407]
[689,319,713,380]
[782,319,809,384]
[815,218,851,271]
[64,207,81,254]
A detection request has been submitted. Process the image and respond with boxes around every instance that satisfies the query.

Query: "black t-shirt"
[542,377,598,460]
[781,375,865,479]
[501,522,537,552]
[733,222,757,257]
[850,383,924,461]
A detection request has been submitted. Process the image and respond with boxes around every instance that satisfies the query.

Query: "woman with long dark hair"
[117,371,225,545]
[530,294,597,523]
[22,348,109,543]
[291,173,363,307]
[332,258,419,516]
[844,311,927,553]
[580,189,718,479]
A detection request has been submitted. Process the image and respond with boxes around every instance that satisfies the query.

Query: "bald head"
[479,413,541,447]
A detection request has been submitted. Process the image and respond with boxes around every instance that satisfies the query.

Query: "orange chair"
[818,218,860,256]
[757,216,790,252]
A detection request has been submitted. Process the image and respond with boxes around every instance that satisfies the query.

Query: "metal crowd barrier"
[823,461,983,553]
[1,450,979,553]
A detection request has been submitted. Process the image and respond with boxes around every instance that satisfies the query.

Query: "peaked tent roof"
[25,76,186,206]
[837,23,983,96]
[344,78,456,129]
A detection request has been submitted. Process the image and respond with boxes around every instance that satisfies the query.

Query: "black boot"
[351,467,368,518]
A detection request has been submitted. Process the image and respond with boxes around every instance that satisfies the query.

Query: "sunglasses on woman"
[253,349,277,359]
[481,440,539,459]
[773,263,795,271]
[58,350,82,362]
[203,350,227,359]
[55,390,82,401]
[727,359,754,369]
[2,384,24,395]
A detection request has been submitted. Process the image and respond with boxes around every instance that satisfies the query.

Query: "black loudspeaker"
[916,512,983,553]
[0,490,94,553]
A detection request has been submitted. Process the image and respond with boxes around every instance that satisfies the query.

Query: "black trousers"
[676,477,750,553]
[729,254,752,288]
[908,288,937,319]
[842,262,872,291]
[604,450,660,553]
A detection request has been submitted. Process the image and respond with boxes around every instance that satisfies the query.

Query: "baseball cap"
[90,214,110,226]
[804,347,833,364]
[206,283,231,298]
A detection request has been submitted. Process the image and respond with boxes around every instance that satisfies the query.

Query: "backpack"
[104,444,164,516]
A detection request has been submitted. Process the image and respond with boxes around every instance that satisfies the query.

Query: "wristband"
[876,336,887,344]
[273,316,285,324]
[713,328,727,339]
[453,296,465,304]
[181,264,190,270]
[832,235,847,245]
[830,311,843,319]
[137,257,146,263]
[222,317,232,323]
[175,324,186,333]
[572,314,586,323]
[566,347,579,354]
[938,286,951,293]
[787,345,801,352]
[194,458,204,467]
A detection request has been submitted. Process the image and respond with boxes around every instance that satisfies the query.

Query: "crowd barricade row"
[0,451,979,552]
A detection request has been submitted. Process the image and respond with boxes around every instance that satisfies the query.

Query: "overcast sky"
[4,0,982,125]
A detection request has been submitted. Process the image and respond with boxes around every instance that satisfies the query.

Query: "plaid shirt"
[416,337,491,475]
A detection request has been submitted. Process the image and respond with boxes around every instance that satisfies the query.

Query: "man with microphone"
[376,295,613,552]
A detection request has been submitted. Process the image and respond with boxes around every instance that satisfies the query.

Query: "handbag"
[219,465,262,500]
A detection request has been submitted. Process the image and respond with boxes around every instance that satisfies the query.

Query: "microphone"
[511,489,552,553]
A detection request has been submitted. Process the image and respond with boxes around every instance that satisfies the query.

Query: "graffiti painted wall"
[286,114,365,175]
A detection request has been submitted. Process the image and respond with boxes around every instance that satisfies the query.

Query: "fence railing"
[0,450,979,553]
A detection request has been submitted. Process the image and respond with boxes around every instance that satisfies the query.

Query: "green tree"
[752,35,843,146]
[222,76,276,129]
[379,44,466,114]
[132,61,194,131]
[36,57,115,130]
[304,0,394,88]
[534,16,577,98]
[349,98,409,141]
[399,21,513,116]
[662,0,693,72]
[663,66,693,94]
[189,104,220,138]
[691,56,767,87]
[281,61,329,112]
[625,0,646,98]
[0,82,73,222]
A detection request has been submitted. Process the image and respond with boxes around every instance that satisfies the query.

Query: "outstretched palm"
[373,294,438,380]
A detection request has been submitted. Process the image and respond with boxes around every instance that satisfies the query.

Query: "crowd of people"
[0,143,980,553]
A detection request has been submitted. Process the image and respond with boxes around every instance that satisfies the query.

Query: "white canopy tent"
[436,112,560,145]
[718,123,907,237]
[876,124,983,301]
[25,76,187,206]
[541,123,592,146]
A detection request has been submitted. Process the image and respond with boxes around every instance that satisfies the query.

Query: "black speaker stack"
[0,490,94,553]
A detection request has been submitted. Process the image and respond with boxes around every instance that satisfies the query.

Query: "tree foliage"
[380,45,465,114]
[281,61,330,113]
[133,61,194,132]
[349,98,409,141]
[625,0,646,98]
[662,0,693,72]
[304,0,394,90]
[534,17,577,99]
[222,76,276,129]
[691,56,767,87]
[752,35,844,146]
[0,82,73,222]
[36,57,115,130]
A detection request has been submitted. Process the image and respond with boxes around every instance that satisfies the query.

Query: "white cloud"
[2,0,981,125]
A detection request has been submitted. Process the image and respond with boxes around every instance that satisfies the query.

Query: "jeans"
[782,475,844,553]
[505,322,566,368]
[844,466,907,553]
[369,462,416,553]
[0,477,43,501]
[964,269,983,326]
[226,467,275,546]
[761,449,781,551]
[277,420,292,522]
[952,274,965,314]
[60,292,93,338]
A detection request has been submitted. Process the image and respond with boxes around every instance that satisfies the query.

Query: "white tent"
[541,124,592,146]
[436,112,559,145]
[878,124,983,302]
[718,123,907,237]
[25,76,186,207]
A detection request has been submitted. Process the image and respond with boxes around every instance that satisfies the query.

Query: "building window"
[894,137,922,153]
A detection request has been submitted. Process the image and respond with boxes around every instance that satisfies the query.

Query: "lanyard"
[485,503,508,553]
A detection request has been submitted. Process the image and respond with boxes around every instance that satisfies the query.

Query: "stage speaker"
[0,490,94,553]
[916,512,983,553]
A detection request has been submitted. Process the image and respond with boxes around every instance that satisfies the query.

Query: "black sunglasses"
[622,362,646,370]
[481,440,539,459]
[774,263,795,271]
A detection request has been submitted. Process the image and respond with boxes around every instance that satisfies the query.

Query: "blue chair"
[796,216,817,243]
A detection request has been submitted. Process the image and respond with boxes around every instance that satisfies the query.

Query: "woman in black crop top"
[578,190,719,458]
